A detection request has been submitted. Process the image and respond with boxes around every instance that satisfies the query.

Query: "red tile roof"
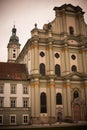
[0,62,28,80]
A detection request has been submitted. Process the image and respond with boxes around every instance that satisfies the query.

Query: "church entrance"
[73,104,81,121]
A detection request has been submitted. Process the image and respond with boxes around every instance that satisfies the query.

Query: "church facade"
[0,4,87,125]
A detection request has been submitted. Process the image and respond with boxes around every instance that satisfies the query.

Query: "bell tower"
[7,25,21,62]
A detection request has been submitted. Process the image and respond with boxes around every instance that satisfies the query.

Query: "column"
[66,80,72,117]
[64,44,70,74]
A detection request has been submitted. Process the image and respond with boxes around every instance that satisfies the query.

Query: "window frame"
[23,85,28,94]
[23,98,29,108]
[71,65,77,72]
[55,64,61,76]
[0,85,4,94]
[10,97,16,108]
[10,114,16,125]
[11,84,16,94]
[0,97,4,108]
[39,63,46,76]
[40,92,47,113]
[22,114,29,124]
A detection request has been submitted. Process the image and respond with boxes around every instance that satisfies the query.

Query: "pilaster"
[31,25,39,75]
[64,43,70,74]
[47,78,56,123]
[85,81,87,118]
[48,30,54,75]
[81,46,87,73]
[62,11,67,33]
[64,79,72,119]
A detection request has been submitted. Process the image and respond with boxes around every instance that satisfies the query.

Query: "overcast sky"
[0,0,87,62]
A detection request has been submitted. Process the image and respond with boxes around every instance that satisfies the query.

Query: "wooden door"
[73,104,81,121]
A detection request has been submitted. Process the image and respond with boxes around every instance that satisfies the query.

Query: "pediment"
[63,72,87,80]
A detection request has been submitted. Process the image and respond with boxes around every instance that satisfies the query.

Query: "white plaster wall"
[3,83,30,107]
[56,88,62,94]
[66,16,76,34]
[4,83,10,107]
[54,51,61,65]
[39,50,46,64]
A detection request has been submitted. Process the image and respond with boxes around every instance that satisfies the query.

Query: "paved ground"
[0,121,87,129]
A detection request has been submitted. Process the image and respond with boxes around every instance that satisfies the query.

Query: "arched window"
[40,92,47,113]
[71,65,77,72]
[55,64,61,76]
[73,90,79,98]
[69,26,74,35]
[56,93,62,105]
[40,63,45,76]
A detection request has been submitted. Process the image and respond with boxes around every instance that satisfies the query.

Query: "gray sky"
[0,0,87,62]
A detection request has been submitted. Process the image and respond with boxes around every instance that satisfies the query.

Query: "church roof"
[0,62,28,80]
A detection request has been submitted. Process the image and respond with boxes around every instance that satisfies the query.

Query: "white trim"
[10,114,16,125]
[0,115,3,125]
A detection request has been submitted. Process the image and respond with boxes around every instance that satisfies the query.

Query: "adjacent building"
[0,4,87,125]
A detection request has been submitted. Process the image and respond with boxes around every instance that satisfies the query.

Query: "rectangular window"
[23,85,28,94]
[23,98,29,108]
[11,84,16,94]
[0,98,4,107]
[10,98,16,108]
[0,85,4,93]
[0,115,3,125]
[10,115,16,125]
[23,115,29,124]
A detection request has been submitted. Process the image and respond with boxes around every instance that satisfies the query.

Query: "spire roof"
[9,25,19,43]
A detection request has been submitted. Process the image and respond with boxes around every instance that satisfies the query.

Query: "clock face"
[40,51,45,57]
[55,53,60,58]
[71,54,76,60]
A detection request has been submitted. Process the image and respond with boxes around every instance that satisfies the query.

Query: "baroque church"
[0,4,87,125]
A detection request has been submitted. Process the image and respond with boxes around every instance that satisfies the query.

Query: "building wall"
[0,80,31,125]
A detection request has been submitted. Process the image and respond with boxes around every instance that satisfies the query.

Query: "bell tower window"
[13,53,16,58]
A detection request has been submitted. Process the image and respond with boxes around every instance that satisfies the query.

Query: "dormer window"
[69,26,74,35]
